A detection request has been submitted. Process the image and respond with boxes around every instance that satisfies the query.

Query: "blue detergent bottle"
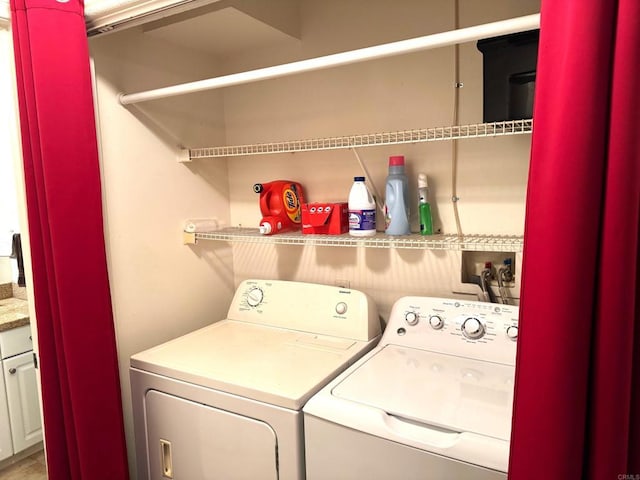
[384,155,410,235]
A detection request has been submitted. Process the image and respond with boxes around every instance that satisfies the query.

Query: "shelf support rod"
[119,13,540,105]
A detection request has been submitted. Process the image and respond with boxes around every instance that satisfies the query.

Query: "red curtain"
[10,0,129,478]
[509,1,640,479]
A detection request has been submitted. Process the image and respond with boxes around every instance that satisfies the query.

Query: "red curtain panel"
[10,0,129,478]
[509,0,640,479]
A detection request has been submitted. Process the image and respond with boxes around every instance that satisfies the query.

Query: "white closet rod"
[119,13,540,105]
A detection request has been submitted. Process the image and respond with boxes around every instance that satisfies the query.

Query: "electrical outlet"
[335,279,351,289]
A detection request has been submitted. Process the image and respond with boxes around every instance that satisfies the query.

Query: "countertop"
[0,297,30,332]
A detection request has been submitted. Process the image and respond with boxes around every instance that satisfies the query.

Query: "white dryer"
[130,279,381,480]
[303,296,519,480]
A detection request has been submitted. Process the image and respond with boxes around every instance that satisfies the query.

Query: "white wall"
[222,0,536,236]
[90,28,236,476]
[0,3,8,26]
[90,0,539,474]
[0,27,20,283]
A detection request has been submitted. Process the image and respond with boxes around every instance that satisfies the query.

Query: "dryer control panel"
[227,279,381,342]
[385,296,518,366]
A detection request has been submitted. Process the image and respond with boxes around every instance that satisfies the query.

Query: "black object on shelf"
[477,29,539,122]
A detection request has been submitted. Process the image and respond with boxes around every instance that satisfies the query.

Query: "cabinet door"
[0,368,14,461]
[3,351,43,453]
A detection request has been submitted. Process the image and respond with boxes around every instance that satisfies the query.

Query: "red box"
[301,203,348,235]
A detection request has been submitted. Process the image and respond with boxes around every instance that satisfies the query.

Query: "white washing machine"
[303,296,519,480]
[130,279,381,480]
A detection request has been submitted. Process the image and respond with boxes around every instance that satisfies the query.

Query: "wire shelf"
[189,228,524,252]
[187,119,533,159]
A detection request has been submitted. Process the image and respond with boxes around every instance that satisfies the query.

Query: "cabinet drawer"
[0,325,33,359]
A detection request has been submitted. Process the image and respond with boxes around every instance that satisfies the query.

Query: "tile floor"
[0,450,46,480]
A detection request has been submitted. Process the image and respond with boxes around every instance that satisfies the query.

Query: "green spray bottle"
[417,173,433,235]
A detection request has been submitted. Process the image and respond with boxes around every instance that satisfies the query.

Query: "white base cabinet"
[0,325,43,458]
[0,368,12,461]
[3,351,43,453]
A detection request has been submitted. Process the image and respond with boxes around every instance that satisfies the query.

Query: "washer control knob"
[429,315,444,330]
[405,311,419,326]
[335,302,348,315]
[461,317,485,340]
[246,287,264,307]
[506,325,518,341]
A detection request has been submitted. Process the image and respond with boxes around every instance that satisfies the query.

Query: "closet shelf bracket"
[177,149,191,163]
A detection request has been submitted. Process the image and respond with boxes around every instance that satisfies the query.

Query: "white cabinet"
[3,351,43,453]
[0,366,12,461]
[0,325,43,457]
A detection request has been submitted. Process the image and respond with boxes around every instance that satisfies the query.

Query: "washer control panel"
[384,296,519,365]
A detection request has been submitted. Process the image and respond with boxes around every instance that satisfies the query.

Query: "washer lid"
[131,320,376,410]
[331,344,515,440]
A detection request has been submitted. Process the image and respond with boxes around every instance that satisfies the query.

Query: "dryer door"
[144,390,278,479]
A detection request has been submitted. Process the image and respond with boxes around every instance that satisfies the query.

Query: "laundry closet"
[85,0,539,475]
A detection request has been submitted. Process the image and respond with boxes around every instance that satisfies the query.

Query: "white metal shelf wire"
[187,228,524,252]
[187,119,532,159]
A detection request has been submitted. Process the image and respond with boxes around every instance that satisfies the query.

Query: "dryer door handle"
[160,439,173,478]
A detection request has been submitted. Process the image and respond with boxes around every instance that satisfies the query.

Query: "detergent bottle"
[417,173,434,235]
[384,155,410,235]
[253,180,305,235]
[348,176,376,237]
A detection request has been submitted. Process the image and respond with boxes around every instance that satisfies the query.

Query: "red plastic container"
[301,202,349,235]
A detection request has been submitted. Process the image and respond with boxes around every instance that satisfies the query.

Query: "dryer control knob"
[246,287,264,307]
[461,317,485,340]
[506,325,518,341]
[405,311,419,326]
[429,315,444,330]
[335,302,348,315]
